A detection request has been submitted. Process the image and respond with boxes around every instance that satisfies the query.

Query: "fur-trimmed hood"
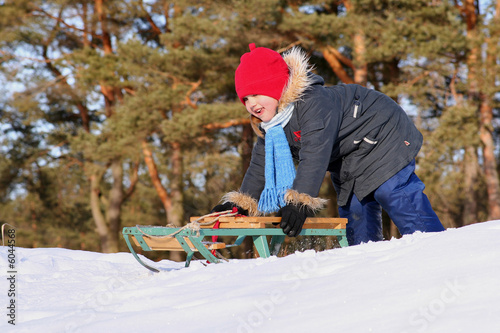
[278,47,315,111]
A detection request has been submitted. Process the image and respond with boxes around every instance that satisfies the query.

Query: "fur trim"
[284,189,328,213]
[222,191,261,216]
[278,47,315,111]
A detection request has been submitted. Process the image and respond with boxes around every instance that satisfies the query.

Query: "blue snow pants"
[336,160,445,246]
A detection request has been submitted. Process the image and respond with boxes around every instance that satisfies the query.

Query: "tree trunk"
[89,161,124,253]
[462,146,478,226]
[352,30,367,86]
[167,142,184,261]
[343,0,368,87]
[142,140,172,223]
[480,99,500,220]
[167,142,184,226]
[90,171,112,252]
[479,1,500,220]
[106,159,123,253]
[95,0,116,117]
[461,0,481,225]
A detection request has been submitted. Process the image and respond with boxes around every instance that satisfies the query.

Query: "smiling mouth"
[254,107,263,115]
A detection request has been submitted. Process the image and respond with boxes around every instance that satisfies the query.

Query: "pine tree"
[0,0,280,254]
[2,0,500,256]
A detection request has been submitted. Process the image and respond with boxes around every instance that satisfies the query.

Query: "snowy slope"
[2,220,500,333]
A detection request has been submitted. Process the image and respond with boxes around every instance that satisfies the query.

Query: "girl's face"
[243,95,279,123]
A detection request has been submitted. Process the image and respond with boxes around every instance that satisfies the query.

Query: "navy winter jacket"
[224,48,422,215]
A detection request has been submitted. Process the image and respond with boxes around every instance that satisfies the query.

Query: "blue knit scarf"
[258,104,296,214]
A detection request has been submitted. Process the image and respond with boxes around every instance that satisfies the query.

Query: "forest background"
[1,0,499,262]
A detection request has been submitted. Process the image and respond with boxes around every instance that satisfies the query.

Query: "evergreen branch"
[139,0,163,36]
[37,141,67,159]
[122,161,139,203]
[31,6,102,41]
[181,78,203,108]
[449,67,462,103]
[322,46,354,84]
[203,118,251,130]
[162,1,172,33]
[42,45,91,132]
[0,55,70,97]
[95,0,113,54]
[404,71,430,87]
[123,87,137,96]
[277,41,303,53]
[326,45,355,71]
[63,156,85,170]
[0,49,66,64]
[142,140,172,211]
[141,66,205,93]
[343,0,353,11]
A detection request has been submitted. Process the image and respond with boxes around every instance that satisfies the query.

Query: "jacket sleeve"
[220,136,266,216]
[240,136,266,198]
[289,88,342,210]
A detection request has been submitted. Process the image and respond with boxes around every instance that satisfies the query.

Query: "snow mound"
[2,220,500,332]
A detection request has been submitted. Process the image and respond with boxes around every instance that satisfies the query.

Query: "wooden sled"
[122,216,348,272]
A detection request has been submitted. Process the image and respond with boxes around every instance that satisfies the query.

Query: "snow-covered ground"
[2,220,500,333]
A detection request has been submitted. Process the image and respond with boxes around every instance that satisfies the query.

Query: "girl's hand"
[210,202,248,215]
[277,204,312,237]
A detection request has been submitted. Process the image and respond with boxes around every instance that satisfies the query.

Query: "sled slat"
[131,235,225,251]
[190,216,347,229]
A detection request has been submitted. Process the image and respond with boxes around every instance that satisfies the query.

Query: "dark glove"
[277,204,313,237]
[210,202,248,215]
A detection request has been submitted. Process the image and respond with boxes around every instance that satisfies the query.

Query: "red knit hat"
[235,43,290,104]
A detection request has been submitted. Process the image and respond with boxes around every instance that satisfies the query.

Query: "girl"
[212,43,445,245]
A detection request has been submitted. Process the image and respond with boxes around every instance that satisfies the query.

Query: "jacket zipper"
[353,101,360,118]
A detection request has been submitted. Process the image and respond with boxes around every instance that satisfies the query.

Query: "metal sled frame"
[122,217,348,272]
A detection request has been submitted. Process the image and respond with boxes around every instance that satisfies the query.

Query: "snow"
[2,221,500,333]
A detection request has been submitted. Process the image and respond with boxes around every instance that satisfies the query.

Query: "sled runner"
[122,215,348,272]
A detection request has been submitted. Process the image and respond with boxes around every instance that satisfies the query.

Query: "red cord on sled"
[209,207,243,261]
